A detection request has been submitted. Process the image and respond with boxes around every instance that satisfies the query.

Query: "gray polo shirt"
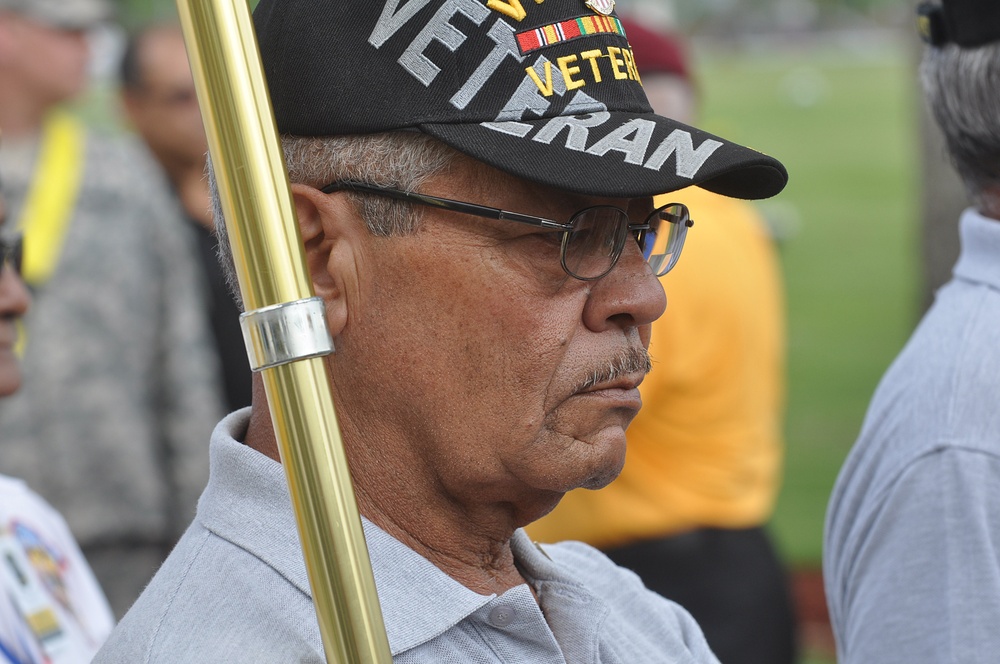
[825,209,1000,663]
[96,410,719,663]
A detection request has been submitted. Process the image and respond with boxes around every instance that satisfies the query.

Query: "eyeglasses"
[139,85,200,108]
[320,180,693,281]
[0,234,22,276]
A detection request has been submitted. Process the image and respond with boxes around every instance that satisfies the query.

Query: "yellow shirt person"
[529,185,785,546]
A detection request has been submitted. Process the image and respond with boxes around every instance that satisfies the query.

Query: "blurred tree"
[670,0,909,32]
[112,0,176,28]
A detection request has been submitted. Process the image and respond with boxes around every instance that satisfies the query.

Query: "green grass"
[696,37,921,567]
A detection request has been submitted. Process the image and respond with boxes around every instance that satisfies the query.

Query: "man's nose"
[581,237,666,334]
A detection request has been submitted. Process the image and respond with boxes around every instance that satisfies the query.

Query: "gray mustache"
[577,347,652,392]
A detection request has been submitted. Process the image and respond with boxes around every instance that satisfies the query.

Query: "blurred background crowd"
[0,0,963,663]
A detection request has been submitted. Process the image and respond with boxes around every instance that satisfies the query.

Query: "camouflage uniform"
[0,127,224,616]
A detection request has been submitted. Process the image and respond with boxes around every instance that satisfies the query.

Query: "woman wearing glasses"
[1,178,113,663]
[0,201,28,396]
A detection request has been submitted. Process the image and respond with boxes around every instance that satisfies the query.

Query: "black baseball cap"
[917,0,1000,48]
[254,0,787,200]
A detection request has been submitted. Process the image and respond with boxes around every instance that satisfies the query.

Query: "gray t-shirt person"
[825,209,1000,663]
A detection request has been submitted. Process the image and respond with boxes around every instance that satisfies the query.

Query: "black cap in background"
[918,0,1000,48]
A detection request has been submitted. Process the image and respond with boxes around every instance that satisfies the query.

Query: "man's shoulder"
[529,538,717,660]
[537,539,665,605]
[835,284,1000,490]
[96,523,324,663]
[825,284,1000,651]
[534,542,717,662]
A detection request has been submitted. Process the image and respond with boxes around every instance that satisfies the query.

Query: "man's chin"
[576,460,625,491]
[572,427,628,490]
[520,423,628,494]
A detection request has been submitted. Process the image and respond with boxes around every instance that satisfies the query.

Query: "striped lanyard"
[11,112,85,357]
[16,111,85,287]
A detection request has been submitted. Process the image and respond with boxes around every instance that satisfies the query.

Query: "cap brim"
[421,111,787,200]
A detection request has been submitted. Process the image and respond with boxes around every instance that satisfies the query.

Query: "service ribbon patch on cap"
[515,15,626,55]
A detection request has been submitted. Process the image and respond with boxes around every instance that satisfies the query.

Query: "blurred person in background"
[120,22,252,413]
[0,0,223,617]
[825,2,1000,662]
[1,150,114,664]
[527,17,797,664]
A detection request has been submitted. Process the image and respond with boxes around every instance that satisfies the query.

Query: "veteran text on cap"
[254,0,788,200]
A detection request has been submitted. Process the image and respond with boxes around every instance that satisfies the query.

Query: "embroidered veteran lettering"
[368,2,636,111]
[486,0,544,22]
[484,112,723,178]
[346,0,773,190]
[370,0,437,47]
[450,19,523,110]
[397,0,490,86]
[524,45,639,97]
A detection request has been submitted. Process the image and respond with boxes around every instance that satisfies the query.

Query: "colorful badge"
[585,0,616,16]
[0,526,71,659]
[515,14,626,55]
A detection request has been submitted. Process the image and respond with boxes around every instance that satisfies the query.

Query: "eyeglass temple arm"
[645,204,694,229]
[322,181,572,232]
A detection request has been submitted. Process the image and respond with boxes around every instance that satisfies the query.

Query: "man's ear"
[291,183,362,338]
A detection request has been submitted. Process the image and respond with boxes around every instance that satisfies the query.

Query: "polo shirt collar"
[196,411,564,656]
[953,207,1000,290]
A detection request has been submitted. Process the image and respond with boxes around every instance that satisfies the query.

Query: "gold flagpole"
[174,1,391,662]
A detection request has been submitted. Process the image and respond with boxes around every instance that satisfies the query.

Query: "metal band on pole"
[175,1,391,662]
[241,297,335,372]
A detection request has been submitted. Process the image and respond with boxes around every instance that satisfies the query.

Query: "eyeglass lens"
[562,207,628,280]
[561,204,688,280]
[644,204,689,277]
[0,236,23,276]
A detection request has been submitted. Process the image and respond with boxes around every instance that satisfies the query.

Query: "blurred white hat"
[0,0,113,30]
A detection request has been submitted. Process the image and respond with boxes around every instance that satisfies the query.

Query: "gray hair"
[210,131,457,309]
[920,41,1000,207]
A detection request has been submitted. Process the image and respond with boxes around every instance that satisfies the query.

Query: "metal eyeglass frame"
[320,180,693,281]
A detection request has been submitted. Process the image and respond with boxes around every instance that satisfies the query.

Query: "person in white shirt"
[1,150,114,663]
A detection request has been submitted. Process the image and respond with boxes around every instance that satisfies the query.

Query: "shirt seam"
[836,444,1000,663]
[858,442,1000,541]
[146,529,211,664]
[837,443,1000,623]
[943,286,989,429]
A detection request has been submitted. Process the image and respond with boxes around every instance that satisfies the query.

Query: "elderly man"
[825,2,1000,663]
[97,1,786,661]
